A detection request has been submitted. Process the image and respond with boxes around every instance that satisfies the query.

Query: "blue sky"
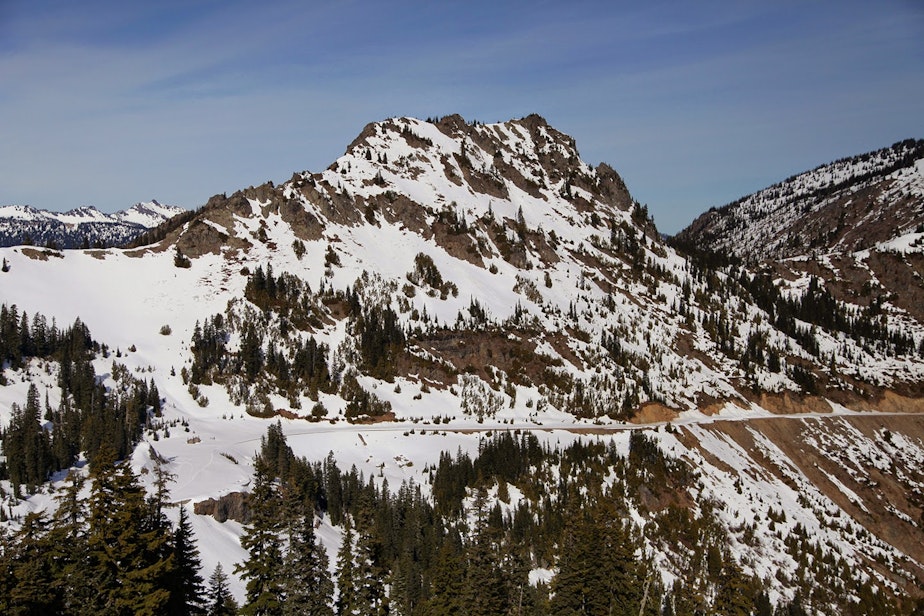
[1,1,922,233]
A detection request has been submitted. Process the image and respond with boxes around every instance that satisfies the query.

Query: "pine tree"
[236,456,284,616]
[2,384,52,496]
[713,558,756,616]
[207,563,239,616]
[550,501,651,616]
[424,535,466,615]
[335,517,358,616]
[352,509,389,616]
[86,444,175,615]
[6,512,61,614]
[168,505,206,615]
[281,510,334,616]
[463,528,509,616]
[47,470,94,613]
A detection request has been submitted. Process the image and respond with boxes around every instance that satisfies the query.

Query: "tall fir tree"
[421,535,466,616]
[281,509,334,616]
[335,517,358,616]
[4,512,61,614]
[207,563,239,616]
[86,444,175,615]
[47,470,93,614]
[351,510,389,616]
[462,491,510,616]
[236,456,284,616]
[167,505,206,615]
[550,500,653,616]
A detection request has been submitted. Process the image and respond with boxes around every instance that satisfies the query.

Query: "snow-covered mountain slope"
[675,139,924,262]
[675,139,924,342]
[1,115,924,607]
[2,115,922,420]
[0,200,184,248]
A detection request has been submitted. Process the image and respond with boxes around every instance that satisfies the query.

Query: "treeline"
[705,139,924,225]
[123,206,201,249]
[0,445,234,615]
[0,304,160,497]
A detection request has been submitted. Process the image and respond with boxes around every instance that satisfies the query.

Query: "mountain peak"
[166,114,636,261]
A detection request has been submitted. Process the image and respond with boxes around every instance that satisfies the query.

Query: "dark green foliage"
[334,518,358,616]
[168,506,206,615]
[190,315,229,385]
[0,306,155,489]
[354,305,406,380]
[292,239,306,260]
[229,424,908,616]
[85,446,174,614]
[281,510,334,616]
[422,535,466,615]
[236,456,285,616]
[207,564,239,616]
[1,512,62,614]
[736,271,914,358]
[349,506,390,616]
[236,424,339,615]
[407,253,458,299]
[435,205,468,235]
[2,385,52,495]
[0,447,195,616]
[341,375,392,420]
[550,501,651,616]
[244,264,326,330]
[190,271,336,403]
[125,206,201,249]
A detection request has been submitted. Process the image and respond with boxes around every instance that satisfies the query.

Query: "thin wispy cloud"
[1,0,921,232]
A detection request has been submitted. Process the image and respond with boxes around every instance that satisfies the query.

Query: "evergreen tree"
[236,457,284,616]
[86,444,175,615]
[713,558,756,616]
[550,501,651,616]
[168,506,206,615]
[352,506,389,616]
[207,563,239,616]
[281,510,334,616]
[462,489,511,616]
[335,517,358,616]
[2,384,52,496]
[47,470,95,614]
[421,536,466,616]
[5,512,61,614]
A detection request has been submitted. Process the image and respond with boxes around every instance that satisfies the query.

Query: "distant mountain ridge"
[0,200,185,248]
[675,138,924,262]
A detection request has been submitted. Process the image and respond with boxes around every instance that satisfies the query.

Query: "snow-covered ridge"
[0,200,185,248]
[0,201,183,227]
[676,139,924,262]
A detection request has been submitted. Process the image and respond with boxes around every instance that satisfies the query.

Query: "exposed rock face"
[193,491,251,524]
